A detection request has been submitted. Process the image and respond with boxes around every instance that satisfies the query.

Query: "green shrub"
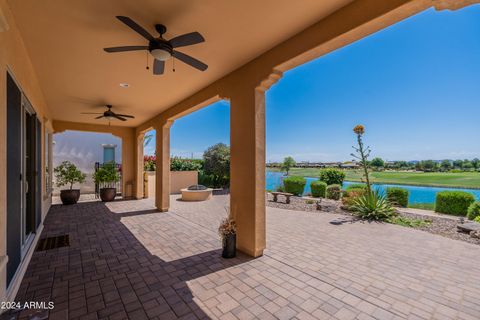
[283,176,306,196]
[203,143,230,179]
[198,172,229,188]
[54,161,86,189]
[326,184,341,200]
[408,203,434,210]
[388,216,430,228]
[467,201,480,220]
[170,157,203,171]
[93,162,120,188]
[198,172,214,187]
[319,169,346,185]
[435,191,475,216]
[342,188,366,208]
[386,187,409,207]
[350,191,395,221]
[449,169,463,173]
[310,181,327,198]
[475,216,480,223]
[346,184,367,191]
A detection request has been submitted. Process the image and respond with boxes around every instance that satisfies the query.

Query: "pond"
[266,171,480,204]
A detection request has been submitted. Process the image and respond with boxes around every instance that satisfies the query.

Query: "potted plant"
[54,161,86,205]
[93,162,120,202]
[218,211,236,258]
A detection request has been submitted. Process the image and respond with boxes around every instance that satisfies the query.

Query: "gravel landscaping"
[266,193,480,246]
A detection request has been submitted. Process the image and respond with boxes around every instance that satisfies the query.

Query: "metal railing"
[94,162,122,198]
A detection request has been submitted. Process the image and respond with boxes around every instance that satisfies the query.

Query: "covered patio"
[5,195,480,319]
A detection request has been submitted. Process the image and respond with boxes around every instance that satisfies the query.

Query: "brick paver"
[4,195,480,319]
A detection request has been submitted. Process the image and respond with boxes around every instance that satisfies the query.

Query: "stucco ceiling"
[8,0,353,126]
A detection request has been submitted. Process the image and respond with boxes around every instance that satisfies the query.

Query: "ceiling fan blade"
[116,16,154,41]
[153,59,165,75]
[104,46,148,53]
[116,114,135,118]
[81,112,103,114]
[173,51,208,71]
[113,114,127,121]
[169,32,205,48]
[95,115,104,119]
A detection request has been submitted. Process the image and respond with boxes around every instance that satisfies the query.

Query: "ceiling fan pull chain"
[146,51,150,70]
[173,56,176,72]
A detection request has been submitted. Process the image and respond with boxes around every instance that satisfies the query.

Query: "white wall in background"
[52,131,122,194]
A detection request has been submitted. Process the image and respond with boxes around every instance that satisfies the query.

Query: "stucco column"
[120,128,136,198]
[229,86,267,257]
[135,132,145,199]
[155,120,173,211]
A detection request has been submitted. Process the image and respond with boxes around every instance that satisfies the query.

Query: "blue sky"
[145,6,480,162]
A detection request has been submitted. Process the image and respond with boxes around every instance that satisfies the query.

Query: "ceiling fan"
[103,16,207,75]
[81,105,134,121]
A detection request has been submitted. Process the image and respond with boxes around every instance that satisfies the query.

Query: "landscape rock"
[470,230,480,239]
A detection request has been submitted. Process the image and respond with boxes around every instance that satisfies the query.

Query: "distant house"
[340,161,360,169]
[323,162,341,168]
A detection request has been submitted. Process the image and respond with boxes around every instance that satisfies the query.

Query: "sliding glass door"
[21,98,36,257]
[6,72,41,287]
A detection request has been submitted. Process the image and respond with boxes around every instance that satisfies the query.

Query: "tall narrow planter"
[222,233,236,258]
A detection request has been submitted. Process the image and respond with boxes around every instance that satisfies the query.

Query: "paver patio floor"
[5,195,480,320]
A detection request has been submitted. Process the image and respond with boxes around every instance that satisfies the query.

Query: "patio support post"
[120,129,136,198]
[135,132,145,199]
[229,85,267,257]
[155,120,173,211]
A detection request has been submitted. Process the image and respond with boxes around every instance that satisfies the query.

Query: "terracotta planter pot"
[222,233,236,259]
[60,189,80,205]
[100,188,116,202]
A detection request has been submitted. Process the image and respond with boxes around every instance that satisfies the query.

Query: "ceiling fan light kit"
[151,48,171,61]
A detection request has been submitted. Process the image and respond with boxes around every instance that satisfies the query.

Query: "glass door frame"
[20,95,36,259]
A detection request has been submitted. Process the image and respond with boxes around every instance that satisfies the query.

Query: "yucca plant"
[350,190,395,221]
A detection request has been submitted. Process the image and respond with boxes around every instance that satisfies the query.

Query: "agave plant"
[350,190,395,221]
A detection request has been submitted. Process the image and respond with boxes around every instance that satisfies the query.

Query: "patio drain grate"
[36,235,70,251]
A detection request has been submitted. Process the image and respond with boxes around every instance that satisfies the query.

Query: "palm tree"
[144,133,153,146]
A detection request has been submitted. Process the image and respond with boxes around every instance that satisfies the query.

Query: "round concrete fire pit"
[181,185,213,201]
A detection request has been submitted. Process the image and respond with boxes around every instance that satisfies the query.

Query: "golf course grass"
[268,168,480,189]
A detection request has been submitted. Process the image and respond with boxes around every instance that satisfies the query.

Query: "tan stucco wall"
[144,171,155,199]
[0,0,52,302]
[171,171,198,194]
[144,171,198,198]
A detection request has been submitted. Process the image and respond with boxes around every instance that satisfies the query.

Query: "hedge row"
[319,169,345,185]
[386,187,409,207]
[283,176,306,196]
[310,181,327,198]
[435,191,475,216]
[467,201,480,220]
[326,184,341,200]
